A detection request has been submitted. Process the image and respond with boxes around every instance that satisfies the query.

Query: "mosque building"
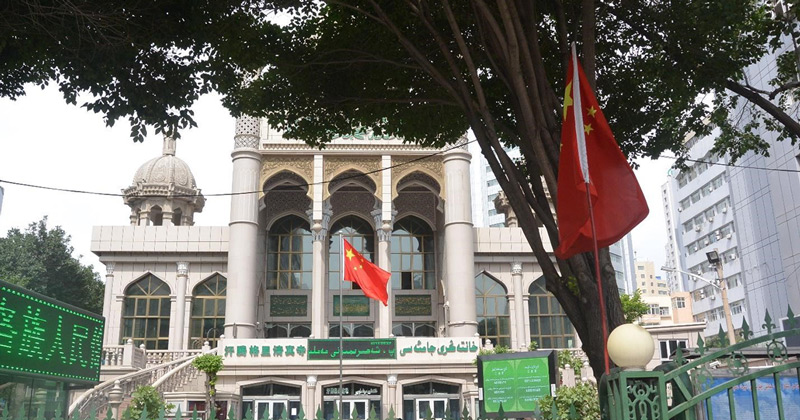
[91,117,574,420]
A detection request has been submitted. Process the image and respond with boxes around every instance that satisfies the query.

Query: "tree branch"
[726,79,800,138]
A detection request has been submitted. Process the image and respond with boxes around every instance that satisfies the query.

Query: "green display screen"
[0,280,105,384]
[478,351,556,417]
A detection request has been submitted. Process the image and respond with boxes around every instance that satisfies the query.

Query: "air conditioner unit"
[710,295,716,300]
[695,225,702,232]
[731,254,737,260]
[722,207,728,213]
[704,239,710,245]
[726,233,732,239]
[694,246,699,252]
[709,186,714,192]
[678,207,683,212]
[708,216,714,222]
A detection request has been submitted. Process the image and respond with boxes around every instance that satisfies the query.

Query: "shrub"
[123,386,173,420]
[557,350,583,376]
[536,382,600,420]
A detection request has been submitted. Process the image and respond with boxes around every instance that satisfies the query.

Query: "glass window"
[391,217,435,290]
[392,322,436,337]
[267,216,313,290]
[528,277,574,349]
[122,274,170,349]
[659,340,687,361]
[329,216,375,290]
[475,273,510,348]
[264,323,311,338]
[329,323,374,338]
[189,274,226,349]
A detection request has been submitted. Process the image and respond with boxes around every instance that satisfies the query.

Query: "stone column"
[173,262,189,349]
[224,116,262,339]
[511,262,526,350]
[309,201,331,338]
[306,375,318,416]
[373,209,394,337]
[386,374,398,419]
[443,140,477,337]
[103,263,115,345]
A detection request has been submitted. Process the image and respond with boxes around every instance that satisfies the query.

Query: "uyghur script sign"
[0,280,105,384]
[219,337,482,365]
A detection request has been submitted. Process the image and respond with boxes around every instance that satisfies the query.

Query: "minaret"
[224,116,262,338]
[443,136,478,337]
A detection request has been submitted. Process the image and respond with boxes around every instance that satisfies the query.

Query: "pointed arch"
[189,273,227,349]
[475,271,510,347]
[267,215,313,290]
[122,274,170,349]
[528,276,575,349]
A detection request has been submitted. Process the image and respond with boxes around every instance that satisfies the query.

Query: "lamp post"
[662,251,736,345]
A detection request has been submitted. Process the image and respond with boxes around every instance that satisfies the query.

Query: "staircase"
[70,342,214,420]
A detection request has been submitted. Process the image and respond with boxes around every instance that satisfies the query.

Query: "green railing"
[601,307,800,420]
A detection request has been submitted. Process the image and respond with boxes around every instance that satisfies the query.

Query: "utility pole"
[708,249,737,346]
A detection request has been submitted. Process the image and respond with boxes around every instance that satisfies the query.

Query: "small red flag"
[555,51,649,259]
[342,238,391,306]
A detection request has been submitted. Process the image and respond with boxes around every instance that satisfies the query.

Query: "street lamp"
[662,249,736,345]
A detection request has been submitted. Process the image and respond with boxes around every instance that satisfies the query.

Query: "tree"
[192,354,224,419]
[0,0,271,141]
[0,217,104,313]
[225,1,774,377]
[122,386,173,420]
[620,290,649,323]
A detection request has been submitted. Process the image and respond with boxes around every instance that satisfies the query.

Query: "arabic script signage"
[398,339,479,356]
[307,339,396,360]
[477,351,557,418]
[394,295,432,316]
[270,295,307,317]
[332,295,370,316]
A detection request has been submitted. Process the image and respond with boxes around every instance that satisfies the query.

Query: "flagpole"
[338,234,344,415]
[572,43,610,375]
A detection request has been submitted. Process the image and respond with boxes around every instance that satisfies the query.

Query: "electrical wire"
[660,155,800,174]
[0,138,478,199]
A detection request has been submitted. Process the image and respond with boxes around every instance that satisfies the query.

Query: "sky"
[0,85,674,283]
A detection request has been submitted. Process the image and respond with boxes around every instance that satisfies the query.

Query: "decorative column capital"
[306,375,318,387]
[387,374,398,386]
[234,116,260,149]
[105,262,116,275]
[176,261,189,276]
[309,202,333,242]
[372,208,396,242]
[511,262,523,275]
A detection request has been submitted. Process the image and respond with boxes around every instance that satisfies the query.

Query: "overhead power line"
[0,139,478,199]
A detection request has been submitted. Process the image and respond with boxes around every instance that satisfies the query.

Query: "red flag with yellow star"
[554,50,649,259]
[342,238,391,305]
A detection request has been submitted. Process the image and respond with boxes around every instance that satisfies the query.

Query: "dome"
[123,136,205,226]
[132,154,197,189]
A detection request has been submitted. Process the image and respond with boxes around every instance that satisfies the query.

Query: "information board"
[307,338,396,360]
[0,280,105,383]
[478,350,557,417]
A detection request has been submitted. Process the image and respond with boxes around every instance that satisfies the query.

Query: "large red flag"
[342,238,391,306]
[555,52,649,259]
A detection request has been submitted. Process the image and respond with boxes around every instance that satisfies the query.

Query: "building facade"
[95,121,577,419]
[661,132,748,339]
[634,260,669,297]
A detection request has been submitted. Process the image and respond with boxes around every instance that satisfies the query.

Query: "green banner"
[270,295,308,317]
[395,295,432,316]
[332,295,370,316]
[307,338,396,360]
[479,351,555,416]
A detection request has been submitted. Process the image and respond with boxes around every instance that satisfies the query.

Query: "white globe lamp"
[607,323,654,370]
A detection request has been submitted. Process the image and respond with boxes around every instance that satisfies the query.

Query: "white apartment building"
[662,132,748,339]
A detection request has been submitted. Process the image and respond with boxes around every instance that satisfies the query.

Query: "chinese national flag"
[554,50,649,259]
[342,238,391,306]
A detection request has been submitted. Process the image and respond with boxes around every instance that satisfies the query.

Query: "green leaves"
[619,290,649,324]
[0,217,103,314]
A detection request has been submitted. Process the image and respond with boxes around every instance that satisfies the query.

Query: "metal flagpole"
[338,234,344,416]
[571,43,610,375]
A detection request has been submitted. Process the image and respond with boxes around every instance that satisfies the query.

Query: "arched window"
[475,273,510,348]
[267,215,313,290]
[528,278,574,349]
[122,274,170,349]
[190,274,226,349]
[390,216,435,290]
[328,215,375,290]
